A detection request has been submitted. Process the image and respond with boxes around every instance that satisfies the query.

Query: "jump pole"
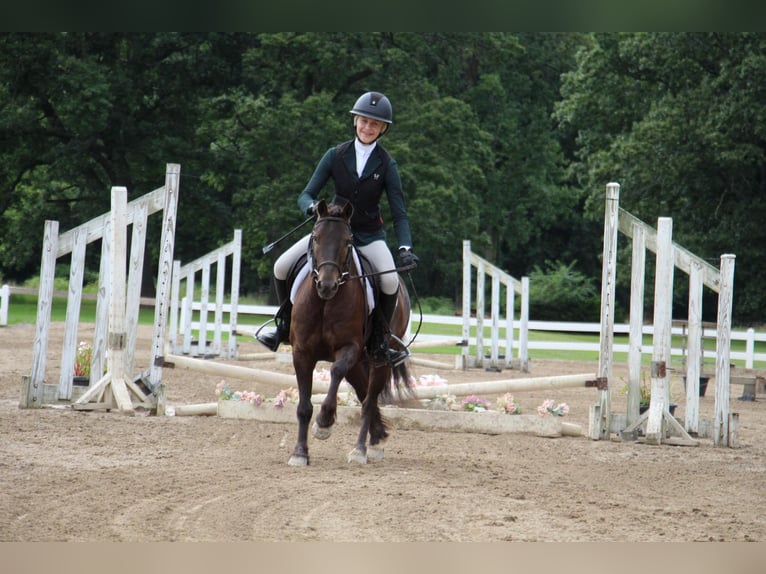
[406,372,596,399]
[162,353,295,385]
[236,352,280,361]
[162,353,336,394]
[310,372,596,404]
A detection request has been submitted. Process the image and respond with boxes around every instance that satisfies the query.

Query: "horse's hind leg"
[366,410,388,461]
[366,366,391,461]
[348,408,372,464]
[348,366,390,464]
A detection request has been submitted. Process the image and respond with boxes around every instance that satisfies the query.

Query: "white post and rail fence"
[8,283,763,368]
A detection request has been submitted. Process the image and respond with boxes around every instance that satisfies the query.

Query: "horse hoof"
[367,445,385,461]
[312,421,332,440]
[347,448,367,464]
[288,455,309,467]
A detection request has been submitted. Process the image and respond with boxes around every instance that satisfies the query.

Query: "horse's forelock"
[325,203,345,219]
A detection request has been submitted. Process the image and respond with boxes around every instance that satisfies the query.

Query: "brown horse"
[287,199,412,466]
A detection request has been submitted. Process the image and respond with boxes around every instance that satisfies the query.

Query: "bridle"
[310,216,354,287]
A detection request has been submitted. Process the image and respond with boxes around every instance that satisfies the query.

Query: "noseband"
[310,216,353,286]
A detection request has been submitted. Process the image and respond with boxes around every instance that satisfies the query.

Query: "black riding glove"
[306,202,318,216]
[398,247,419,269]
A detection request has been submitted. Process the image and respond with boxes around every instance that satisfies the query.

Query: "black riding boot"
[372,291,410,367]
[256,279,291,352]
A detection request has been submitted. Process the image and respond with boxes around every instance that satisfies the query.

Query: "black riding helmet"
[349,91,392,136]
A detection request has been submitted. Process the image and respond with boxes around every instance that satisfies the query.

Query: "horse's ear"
[317,199,328,217]
[341,201,353,221]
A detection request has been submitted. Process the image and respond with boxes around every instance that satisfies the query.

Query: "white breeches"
[274,235,399,295]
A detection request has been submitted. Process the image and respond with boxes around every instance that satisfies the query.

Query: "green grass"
[5,292,269,327]
[7,294,158,325]
[4,293,764,368]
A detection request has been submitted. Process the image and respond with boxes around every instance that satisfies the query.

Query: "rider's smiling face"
[355,116,386,144]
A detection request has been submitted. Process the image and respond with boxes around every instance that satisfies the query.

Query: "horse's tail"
[380,359,415,404]
[380,280,416,403]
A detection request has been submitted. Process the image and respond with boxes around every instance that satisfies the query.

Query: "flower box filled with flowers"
[214,372,581,438]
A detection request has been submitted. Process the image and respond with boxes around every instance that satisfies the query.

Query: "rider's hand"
[398,247,419,269]
[306,202,318,216]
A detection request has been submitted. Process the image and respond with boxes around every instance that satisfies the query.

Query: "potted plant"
[621,376,677,415]
[638,380,652,414]
[73,341,92,386]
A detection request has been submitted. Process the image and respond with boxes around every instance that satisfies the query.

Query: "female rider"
[257,91,418,366]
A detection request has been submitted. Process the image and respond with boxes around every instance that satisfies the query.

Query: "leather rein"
[310,216,415,285]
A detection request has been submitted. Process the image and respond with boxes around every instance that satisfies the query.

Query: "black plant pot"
[73,376,90,387]
[682,376,709,397]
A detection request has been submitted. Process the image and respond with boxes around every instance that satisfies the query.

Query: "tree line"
[1,33,764,325]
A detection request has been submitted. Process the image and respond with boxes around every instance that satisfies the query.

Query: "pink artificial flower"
[537,399,570,416]
[462,395,490,411]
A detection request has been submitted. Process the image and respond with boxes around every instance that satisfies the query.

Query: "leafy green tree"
[557,32,766,323]
[0,32,605,322]
[0,33,253,290]
[199,90,347,292]
[528,260,600,321]
[389,96,492,302]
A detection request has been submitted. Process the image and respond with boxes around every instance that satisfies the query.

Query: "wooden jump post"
[593,182,737,446]
[21,164,180,412]
[0,284,9,326]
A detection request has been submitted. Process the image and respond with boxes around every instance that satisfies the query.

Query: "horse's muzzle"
[315,278,339,300]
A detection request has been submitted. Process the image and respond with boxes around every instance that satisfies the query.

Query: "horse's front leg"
[288,356,315,467]
[313,344,361,440]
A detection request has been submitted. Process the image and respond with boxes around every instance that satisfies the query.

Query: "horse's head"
[310,200,354,300]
